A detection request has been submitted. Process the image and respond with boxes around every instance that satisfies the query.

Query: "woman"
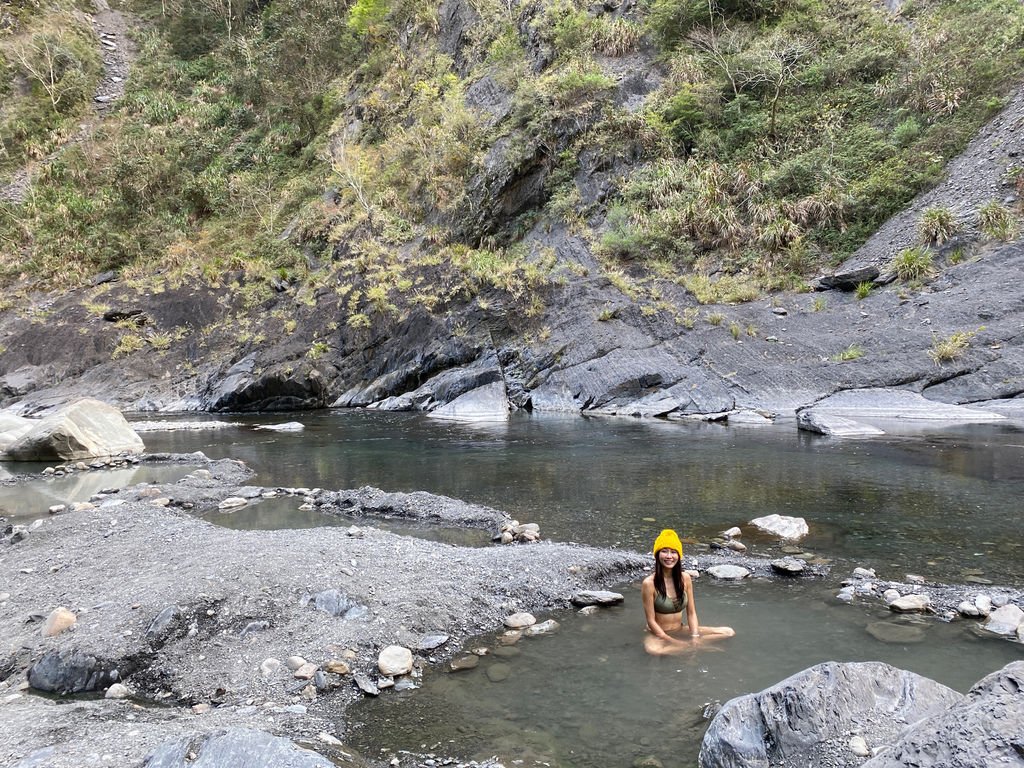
[642,529,735,655]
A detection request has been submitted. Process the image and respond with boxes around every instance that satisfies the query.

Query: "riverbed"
[4,410,1022,767]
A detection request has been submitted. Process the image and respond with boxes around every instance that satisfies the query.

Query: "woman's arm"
[642,578,681,642]
[683,573,700,637]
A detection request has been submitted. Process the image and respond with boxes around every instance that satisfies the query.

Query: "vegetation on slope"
[0,0,1022,331]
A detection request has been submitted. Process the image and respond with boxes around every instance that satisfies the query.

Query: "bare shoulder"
[682,571,694,588]
[641,574,655,591]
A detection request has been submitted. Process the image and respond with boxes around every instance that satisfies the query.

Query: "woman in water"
[642,529,735,655]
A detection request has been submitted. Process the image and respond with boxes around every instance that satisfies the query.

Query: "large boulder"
[698,661,961,768]
[27,648,121,694]
[0,411,33,451]
[142,728,336,768]
[1,399,144,461]
[862,662,1024,768]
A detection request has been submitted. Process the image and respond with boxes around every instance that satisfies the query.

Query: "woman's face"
[657,548,679,568]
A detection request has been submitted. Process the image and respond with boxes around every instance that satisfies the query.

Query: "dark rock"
[465,76,512,127]
[102,308,146,325]
[310,589,356,617]
[90,271,119,287]
[698,661,961,768]
[27,649,121,694]
[142,728,336,768]
[354,673,379,696]
[817,264,880,290]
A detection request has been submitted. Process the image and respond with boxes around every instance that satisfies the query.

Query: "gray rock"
[2,399,144,461]
[571,590,625,606]
[428,381,509,422]
[450,655,479,671]
[353,673,379,696]
[797,409,886,437]
[142,728,335,767]
[861,662,1024,768]
[416,632,450,651]
[485,662,511,682]
[524,619,559,636]
[771,558,806,575]
[707,565,750,580]
[866,620,927,644]
[982,604,1024,635]
[811,388,1007,423]
[817,263,880,290]
[503,612,536,629]
[889,594,930,613]
[698,661,961,768]
[27,649,120,694]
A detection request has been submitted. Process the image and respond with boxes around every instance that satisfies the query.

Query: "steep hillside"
[0,0,1022,415]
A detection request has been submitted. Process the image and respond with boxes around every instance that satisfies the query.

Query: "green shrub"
[977,201,1018,241]
[890,246,934,281]
[892,117,922,147]
[928,330,975,364]
[917,206,958,245]
[855,281,872,300]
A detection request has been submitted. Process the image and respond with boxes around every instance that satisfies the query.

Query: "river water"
[4,410,1023,766]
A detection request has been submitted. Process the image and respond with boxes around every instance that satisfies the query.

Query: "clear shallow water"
[134,410,1024,582]
[348,579,1024,768]
[7,410,1022,765]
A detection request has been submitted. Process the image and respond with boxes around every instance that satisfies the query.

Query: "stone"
[377,645,413,676]
[1,399,144,461]
[41,607,77,637]
[218,497,247,510]
[48,505,65,515]
[524,619,559,636]
[416,633,450,651]
[797,410,886,437]
[707,565,750,580]
[849,735,871,757]
[836,587,855,603]
[698,661,961,768]
[818,263,879,290]
[503,612,536,629]
[889,594,931,613]
[771,558,806,575]
[957,601,981,617]
[882,589,901,604]
[721,527,742,538]
[982,604,1024,636]
[749,514,809,540]
[810,388,1006,424]
[491,646,520,658]
[260,658,281,678]
[293,663,317,680]
[485,663,511,682]
[497,630,522,645]
[324,660,350,675]
[105,683,130,699]
[450,655,479,672]
[866,621,927,644]
[353,674,379,696]
[860,662,1024,768]
[142,728,336,767]
[905,574,926,585]
[285,656,307,671]
[318,732,343,747]
[571,590,625,606]
[578,605,599,616]
[427,381,510,422]
[853,567,876,578]
[27,649,120,694]
[254,421,304,432]
[191,703,211,714]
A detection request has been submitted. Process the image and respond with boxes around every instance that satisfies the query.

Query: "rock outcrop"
[1,399,144,461]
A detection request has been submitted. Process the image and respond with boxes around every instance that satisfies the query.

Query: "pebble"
[905,574,926,584]
[707,565,750,580]
[377,645,413,676]
[497,630,522,646]
[975,595,993,616]
[485,663,511,683]
[882,589,901,604]
[0,593,9,601]
[503,612,536,629]
[524,619,560,636]
[218,497,248,509]
[889,594,930,613]
[725,540,747,552]
[318,732,343,747]
[285,656,306,671]
[293,663,317,680]
[578,605,599,616]
[721,527,742,538]
[449,656,479,672]
[324,660,350,675]
[104,683,130,699]
[849,735,870,757]
[191,703,211,714]
[48,505,66,515]
[836,587,855,603]
[42,607,77,637]
[853,567,876,578]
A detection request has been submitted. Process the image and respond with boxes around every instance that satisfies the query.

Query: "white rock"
[852,567,876,578]
[0,592,9,601]
[889,594,930,613]
[285,656,307,671]
[905,574,926,585]
[48,505,66,515]
[974,593,991,618]
[427,381,510,422]
[958,601,981,617]
[749,514,809,540]
[254,422,305,432]
[849,736,870,757]
[836,587,855,603]
[377,645,413,676]
[318,733,343,747]
[707,565,750,580]
[42,607,77,637]
[524,619,560,636]
[503,612,536,629]
[104,683,130,699]
[260,658,281,677]
[983,604,1024,636]
[797,410,886,437]
[218,497,247,509]
[721,526,742,538]
[882,589,901,604]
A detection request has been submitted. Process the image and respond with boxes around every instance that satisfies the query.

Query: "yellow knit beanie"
[653,529,683,558]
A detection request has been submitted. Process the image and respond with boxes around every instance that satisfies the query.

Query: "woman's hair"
[654,550,684,598]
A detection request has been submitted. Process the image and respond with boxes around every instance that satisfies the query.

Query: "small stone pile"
[496,520,540,544]
[41,455,140,477]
